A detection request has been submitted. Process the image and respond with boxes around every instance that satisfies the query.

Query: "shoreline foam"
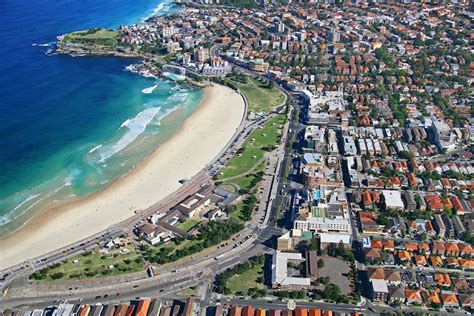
[0,84,245,270]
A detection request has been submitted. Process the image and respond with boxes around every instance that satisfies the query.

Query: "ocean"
[0,0,204,234]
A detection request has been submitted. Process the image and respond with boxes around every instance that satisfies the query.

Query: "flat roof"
[319,233,352,244]
[381,190,405,209]
[371,279,389,293]
[272,251,311,287]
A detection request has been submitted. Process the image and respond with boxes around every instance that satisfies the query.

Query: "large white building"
[294,217,351,233]
[271,251,311,288]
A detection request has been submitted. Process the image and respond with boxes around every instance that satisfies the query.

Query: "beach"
[0,84,245,270]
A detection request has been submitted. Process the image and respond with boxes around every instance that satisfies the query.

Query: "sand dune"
[0,84,245,270]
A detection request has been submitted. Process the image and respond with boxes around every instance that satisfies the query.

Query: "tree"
[317,259,325,268]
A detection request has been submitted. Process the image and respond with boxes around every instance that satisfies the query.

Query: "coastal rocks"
[55,39,141,58]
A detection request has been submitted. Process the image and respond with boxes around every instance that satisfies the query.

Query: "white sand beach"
[0,84,245,270]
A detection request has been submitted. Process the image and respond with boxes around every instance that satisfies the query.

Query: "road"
[0,73,290,310]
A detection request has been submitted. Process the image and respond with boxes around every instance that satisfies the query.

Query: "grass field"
[218,114,285,180]
[176,219,201,232]
[229,201,245,222]
[226,263,265,294]
[63,28,118,46]
[225,76,286,113]
[31,245,144,281]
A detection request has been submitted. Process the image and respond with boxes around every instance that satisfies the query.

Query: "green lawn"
[63,28,118,46]
[229,201,245,222]
[226,263,265,294]
[176,219,201,232]
[31,245,144,281]
[226,76,286,113]
[218,114,285,180]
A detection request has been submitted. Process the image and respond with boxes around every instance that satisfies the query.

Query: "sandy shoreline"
[0,84,245,270]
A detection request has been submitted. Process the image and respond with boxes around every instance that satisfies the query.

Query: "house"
[370,279,389,302]
[386,217,407,234]
[417,271,436,287]
[459,259,474,269]
[458,294,473,309]
[443,214,455,239]
[453,216,466,238]
[458,243,473,257]
[430,256,443,267]
[447,257,460,268]
[364,248,381,262]
[415,255,427,266]
[404,243,418,252]
[418,242,430,255]
[398,250,411,262]
[385,269,402,285]
[452,196,465,214]
[403,191,417,211]
[431,241,446,256]
[368,267,385,280]
[382,239,395,252]
[435,273,452,287]
[453,278,470,292]
[441,293,459,308]
[445,242,460,257]
[388,286,405,304]
[405,289,423,305]
[371,239,383,250]
[421,290,441,306]
[433,214,446,237]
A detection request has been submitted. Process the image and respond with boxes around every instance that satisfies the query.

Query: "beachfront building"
[173,184,212,218]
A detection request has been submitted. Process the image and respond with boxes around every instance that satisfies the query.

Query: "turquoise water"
[0,0,203,234]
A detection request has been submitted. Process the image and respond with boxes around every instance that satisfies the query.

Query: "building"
[271,251,311,288]
[173,184,212,218]
[370,279,389,302]
[135,223,170,245]
[277,231,294,251]
[327,28,340,42]
[305,251,319,279]
[182,297,194,316]
[319,233,351,250]
[430,119,457,152]
[194,46,209,63]
[249,59,269,72]
[294,216,350,234]
[433,214,446,237]
[382,190,405,210]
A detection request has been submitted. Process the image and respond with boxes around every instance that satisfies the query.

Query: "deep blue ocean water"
[0,0,203,232]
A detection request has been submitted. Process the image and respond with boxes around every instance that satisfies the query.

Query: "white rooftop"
[381,190,405,209]
[319,233,352,244]
[371,279,389,293]
[272,251,311,287]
